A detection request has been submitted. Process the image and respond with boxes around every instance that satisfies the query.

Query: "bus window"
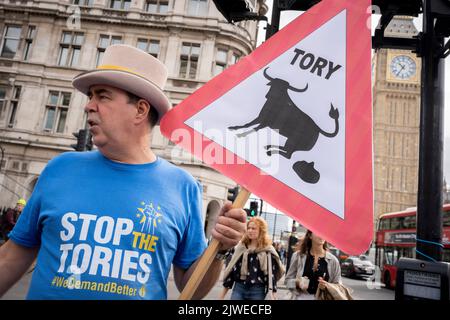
[384,249,395,265]
[390,217,401,230]
[443,210,450,227]
[380,219,390,230]
[399,247,415,259]
[375,247,384,267]
[384,248,401,265]
[443,249,450,262]
[403,215,416,229]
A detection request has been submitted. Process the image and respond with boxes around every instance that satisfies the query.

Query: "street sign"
[161,0,373,255]
[395,258,450,300]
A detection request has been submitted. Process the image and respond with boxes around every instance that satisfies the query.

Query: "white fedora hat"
[72,44,171,123]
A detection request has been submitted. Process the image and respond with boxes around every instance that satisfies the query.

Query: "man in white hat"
[0,45,246,299]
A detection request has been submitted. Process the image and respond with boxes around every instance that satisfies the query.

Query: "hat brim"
[72,69,171,124]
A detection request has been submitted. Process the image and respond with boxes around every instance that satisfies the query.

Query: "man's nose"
[84,98,97,113]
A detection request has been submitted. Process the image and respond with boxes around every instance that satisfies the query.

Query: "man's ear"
[135,99,150,124]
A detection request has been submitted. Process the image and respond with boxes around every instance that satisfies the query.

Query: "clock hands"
[396,63,407,77]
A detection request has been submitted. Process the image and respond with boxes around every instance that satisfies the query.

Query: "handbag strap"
[267,252,273,291]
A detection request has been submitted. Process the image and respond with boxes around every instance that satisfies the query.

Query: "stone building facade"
[0,0,268,238]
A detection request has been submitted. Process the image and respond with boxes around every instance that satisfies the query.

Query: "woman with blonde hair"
[219,216,285,300]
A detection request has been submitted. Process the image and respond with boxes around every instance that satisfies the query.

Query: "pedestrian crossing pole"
[415,0,447,262]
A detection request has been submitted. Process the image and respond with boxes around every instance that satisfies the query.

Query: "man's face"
[85,85,137,150]
[16,204,24,212]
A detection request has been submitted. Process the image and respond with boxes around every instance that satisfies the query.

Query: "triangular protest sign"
[161,0,373,255]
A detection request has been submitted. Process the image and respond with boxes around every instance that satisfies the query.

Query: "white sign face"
[185,11,347,218]
[404,284,441,300]
[404,270,441,287]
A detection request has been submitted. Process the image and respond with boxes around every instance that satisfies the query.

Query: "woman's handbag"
[315,282,354,300]
[265,253,275,300]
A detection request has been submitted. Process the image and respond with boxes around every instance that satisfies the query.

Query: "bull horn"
[289,83,309,93]
[263,67,274,81]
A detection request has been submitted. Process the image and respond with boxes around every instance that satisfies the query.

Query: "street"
[1,266,394,300]
[340,277,393,300]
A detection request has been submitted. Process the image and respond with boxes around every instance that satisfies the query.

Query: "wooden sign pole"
[178,188,251,300]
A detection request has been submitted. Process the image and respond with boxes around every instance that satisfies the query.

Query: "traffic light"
[71,129,92,152]
[227,186,239,202]
[249,201,259,217]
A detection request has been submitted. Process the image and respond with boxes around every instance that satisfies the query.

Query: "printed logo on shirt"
[51,200,164,297]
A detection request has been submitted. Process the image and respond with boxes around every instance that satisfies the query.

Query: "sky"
[256,1,450,184]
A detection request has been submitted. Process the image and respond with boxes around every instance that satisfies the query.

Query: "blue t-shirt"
[10,151,207,300]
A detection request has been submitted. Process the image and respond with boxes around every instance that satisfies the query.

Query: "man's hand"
[211,202,246,251]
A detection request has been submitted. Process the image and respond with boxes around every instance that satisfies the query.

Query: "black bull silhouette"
[228,67,339,184]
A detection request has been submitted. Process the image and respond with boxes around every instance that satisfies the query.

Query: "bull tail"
[319,104,339,138]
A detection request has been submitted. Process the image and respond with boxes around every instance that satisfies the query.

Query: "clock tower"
[372,16,421,219]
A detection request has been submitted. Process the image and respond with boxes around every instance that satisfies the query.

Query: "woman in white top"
[284,230,342,300]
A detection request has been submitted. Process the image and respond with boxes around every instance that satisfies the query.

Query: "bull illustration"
[228,67,339,184]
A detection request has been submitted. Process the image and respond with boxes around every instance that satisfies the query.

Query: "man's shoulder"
[50,151,96,163]
[158,158,199,186]
[44,151,97,172]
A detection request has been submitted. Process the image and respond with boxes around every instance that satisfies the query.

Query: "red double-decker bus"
[375,204,450,289]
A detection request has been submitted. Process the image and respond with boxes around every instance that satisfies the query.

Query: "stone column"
[128,0,144,19]
[172,0,185,15]
[165,28,181,78]
[79,27,97,69]
[197,33,215,82]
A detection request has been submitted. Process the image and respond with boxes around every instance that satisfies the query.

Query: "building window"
[0,87,6,121]
[231,53,240,65]
[145,0,168,13]
[23,26,36,61]
[1,25,22,58]
[0,86,22,128]
[179,43,200,79]
[213,48,227,76]
[58,31,84,67]
[96,35,122,66]
[137,39,160,58]
[110,0,131,10]
[44,91,71,133]
[213,48,241,76]
[188,0,208,16]
[72,0,94,5]
[7,86,21,128]
[11,161,20,171]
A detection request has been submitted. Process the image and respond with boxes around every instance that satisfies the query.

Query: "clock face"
[390,55,417,80]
